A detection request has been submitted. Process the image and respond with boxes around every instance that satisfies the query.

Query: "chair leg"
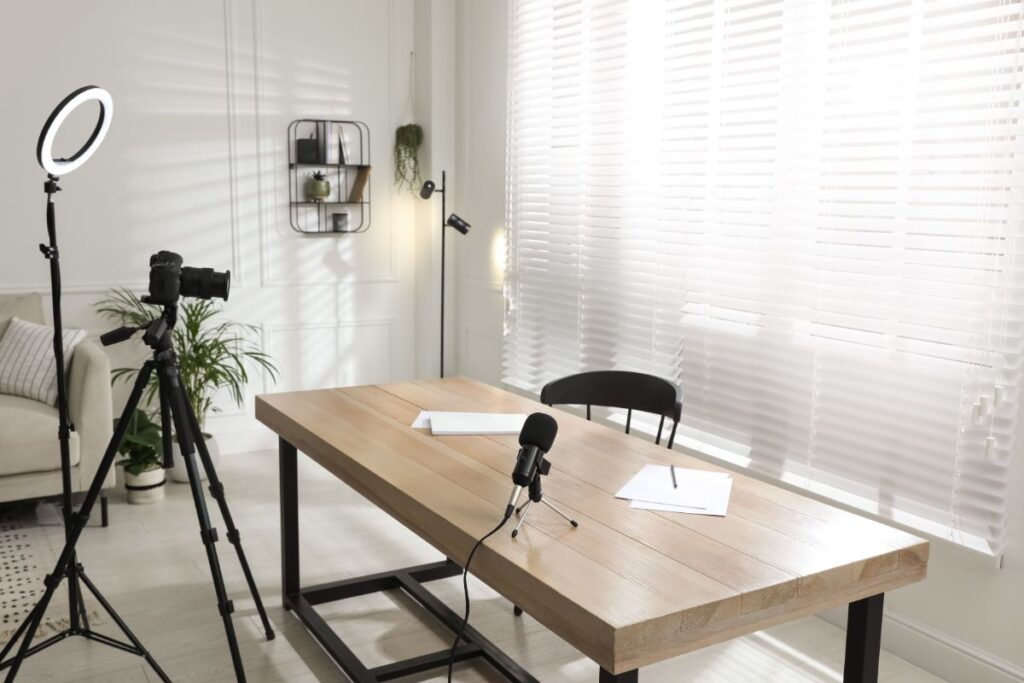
[513,605,523,617]
[667,421,679,450]
[100,495,109,528]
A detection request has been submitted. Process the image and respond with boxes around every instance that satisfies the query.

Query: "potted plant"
[393,123,423,192]
[95,289,278,483]
[306,170,331,202]
[115,409,165,504]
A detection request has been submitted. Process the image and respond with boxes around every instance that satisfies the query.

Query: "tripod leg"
[539,498,579,528]
[158,369,174,470]
[0,595,44,664]
[163,366,248,683]
[182,393,274,641]
[77,568,171,682]
[3,362,156,682]
[511,501,533,539]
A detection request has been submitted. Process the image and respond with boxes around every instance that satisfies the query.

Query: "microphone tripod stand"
[511,462,578,539]
[1,302,274,683]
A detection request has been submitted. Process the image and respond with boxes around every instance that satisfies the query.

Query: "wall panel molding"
[265,318,396,390]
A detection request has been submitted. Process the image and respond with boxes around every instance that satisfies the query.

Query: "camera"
[147,251,230,305]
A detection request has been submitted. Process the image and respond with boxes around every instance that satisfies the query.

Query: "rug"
[0,505,101,642]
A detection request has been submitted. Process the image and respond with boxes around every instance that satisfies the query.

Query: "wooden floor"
[4,451,948,682]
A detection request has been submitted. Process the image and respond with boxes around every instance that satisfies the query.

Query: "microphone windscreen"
[519,412,558,452]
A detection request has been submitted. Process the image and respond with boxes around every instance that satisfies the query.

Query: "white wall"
[451,2,1024,681]
[0,0,433,450]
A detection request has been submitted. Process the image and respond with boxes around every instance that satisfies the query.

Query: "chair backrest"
[540,370,682,448]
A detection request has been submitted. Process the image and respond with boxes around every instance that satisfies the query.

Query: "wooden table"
[256,377,928,682]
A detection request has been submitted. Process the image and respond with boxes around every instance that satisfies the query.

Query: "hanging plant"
[394,123,423,192]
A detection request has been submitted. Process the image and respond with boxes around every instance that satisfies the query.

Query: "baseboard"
[823,608,1024,683]
[882,609,1024,683]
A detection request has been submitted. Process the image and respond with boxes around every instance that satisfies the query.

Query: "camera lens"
[179,267,231,301]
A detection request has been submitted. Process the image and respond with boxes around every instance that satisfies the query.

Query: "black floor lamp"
[420,170,470,378]
[1,87,170,682]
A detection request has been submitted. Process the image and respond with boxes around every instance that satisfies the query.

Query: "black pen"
[670,464,678,489]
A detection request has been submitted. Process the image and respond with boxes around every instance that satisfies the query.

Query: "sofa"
[0,293,115,523]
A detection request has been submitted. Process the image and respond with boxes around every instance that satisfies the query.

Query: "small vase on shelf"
[306,170,331,202]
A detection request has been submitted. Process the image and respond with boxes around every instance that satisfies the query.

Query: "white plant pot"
[125,466,166,504]
[168,433,220,483]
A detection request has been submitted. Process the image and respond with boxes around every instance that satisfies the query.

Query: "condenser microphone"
[505,413,558,518]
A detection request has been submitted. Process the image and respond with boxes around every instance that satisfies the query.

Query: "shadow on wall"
[128,14,392,394]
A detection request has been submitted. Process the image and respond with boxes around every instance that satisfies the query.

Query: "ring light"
[36,85,112,176]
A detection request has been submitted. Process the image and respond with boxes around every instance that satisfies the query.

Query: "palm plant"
[95,288,278,432]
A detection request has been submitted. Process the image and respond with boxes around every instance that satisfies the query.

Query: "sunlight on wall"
[491,230,507,279]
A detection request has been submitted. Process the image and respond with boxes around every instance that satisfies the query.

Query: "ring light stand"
[0,87,170,682]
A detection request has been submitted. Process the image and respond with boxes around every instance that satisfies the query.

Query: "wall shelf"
[287,119,371,235]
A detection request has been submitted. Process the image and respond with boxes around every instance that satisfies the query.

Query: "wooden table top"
[255,377,928,675]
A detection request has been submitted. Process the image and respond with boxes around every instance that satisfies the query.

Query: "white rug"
[0,505,101,642]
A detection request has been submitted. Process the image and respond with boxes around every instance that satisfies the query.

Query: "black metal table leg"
[844,593,884,683]
[280,439,299,611]
[599,668,638,682]
[278,435,540,682]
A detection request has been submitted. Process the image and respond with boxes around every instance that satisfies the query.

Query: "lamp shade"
[37,86,113,176]
[446,213,470,235]
[420,180,436,199]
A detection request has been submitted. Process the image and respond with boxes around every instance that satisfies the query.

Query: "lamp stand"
[439,170,447,378]
[0,176,169,682]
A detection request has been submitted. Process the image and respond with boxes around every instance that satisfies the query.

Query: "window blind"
[504,0,1024,556]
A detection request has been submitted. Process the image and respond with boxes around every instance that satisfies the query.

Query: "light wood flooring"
[3,450,949,682]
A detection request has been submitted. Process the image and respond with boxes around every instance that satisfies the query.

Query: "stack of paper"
[615,464,732,516]
[411,411,528,436]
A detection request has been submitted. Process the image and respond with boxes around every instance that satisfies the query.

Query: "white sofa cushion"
[0,317,86,406]
[0,393,80,477]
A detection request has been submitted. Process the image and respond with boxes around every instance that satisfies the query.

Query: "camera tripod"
[0,303,274,682]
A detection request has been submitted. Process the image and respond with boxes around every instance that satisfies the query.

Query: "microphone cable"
[446,506,514,682]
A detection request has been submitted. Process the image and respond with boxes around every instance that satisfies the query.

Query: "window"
[504,0,1024,557]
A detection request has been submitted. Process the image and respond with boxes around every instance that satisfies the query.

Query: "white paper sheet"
[425,412,529,435]
[411,410,432,429]
[616,465,732,513]
[629,475,733,516]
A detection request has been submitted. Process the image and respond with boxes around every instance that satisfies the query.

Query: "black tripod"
[0,176,128,678]
[511,462,578,539]
[0,303,275,682]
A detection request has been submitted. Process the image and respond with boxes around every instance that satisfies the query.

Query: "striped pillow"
[0,317,86,406]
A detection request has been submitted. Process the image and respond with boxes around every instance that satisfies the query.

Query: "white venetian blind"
[504,0,1024,556]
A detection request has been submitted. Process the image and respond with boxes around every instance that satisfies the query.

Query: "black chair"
[511,370,682,618]
[540,370,683,449]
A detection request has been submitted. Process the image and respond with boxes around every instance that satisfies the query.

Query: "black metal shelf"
[289,162,370,169]
[293,201,370,206]
[287,119,371,235]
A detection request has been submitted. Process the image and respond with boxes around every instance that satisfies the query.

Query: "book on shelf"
[323,122,337,164]
[347,165,371,203]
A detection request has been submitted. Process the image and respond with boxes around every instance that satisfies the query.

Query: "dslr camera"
[146,251,230,305]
